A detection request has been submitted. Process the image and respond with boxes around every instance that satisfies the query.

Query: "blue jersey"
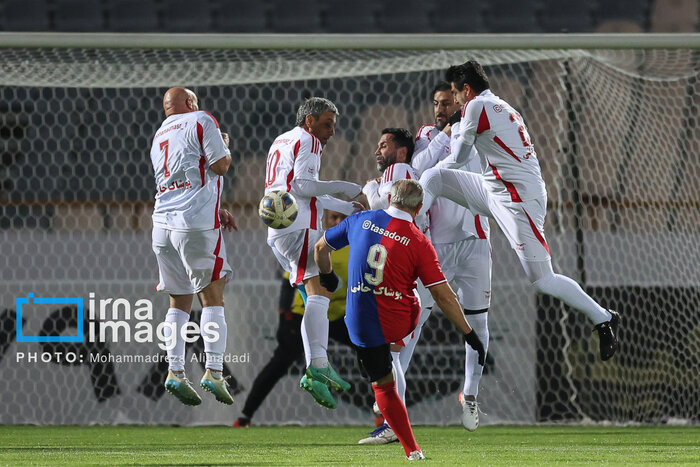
[324,206,446,348]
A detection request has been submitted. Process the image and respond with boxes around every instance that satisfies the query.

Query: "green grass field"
[1,425,697,465]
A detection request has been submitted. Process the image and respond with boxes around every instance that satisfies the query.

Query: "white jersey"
[456,89,547,202]
[151,110,229,231]
[362,162,416,210]
[413,123,489,244]
[264,127,324,238]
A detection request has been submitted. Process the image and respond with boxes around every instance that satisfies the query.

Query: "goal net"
[0,39,698,425]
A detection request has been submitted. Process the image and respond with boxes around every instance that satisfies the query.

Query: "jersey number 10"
[364,244,388,286]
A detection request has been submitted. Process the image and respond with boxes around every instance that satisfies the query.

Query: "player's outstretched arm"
[318,195,364,216]
[429,282,485,365]
[291,178,361,199]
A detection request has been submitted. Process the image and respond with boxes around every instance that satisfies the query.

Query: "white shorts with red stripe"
[435,169,551,262]
[267,228,323,286]
[435,237,492,310]
[152,226,231,295]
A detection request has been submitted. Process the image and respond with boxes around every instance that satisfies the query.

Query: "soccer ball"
[259,190,298,229]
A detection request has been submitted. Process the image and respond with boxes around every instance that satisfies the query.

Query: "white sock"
[201,306,226,372]
[463,311,489,397]
[302,295,330,368]
[164,308,190,372]
[398,306,431,372]
[391,351,406,404]
[523,259,611,325]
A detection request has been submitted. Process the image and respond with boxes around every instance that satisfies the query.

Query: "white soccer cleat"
[458,392,479,431]
[358,423,398,445]
[407,450,425,461]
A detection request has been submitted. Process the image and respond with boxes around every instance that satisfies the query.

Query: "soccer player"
[413,82,492,431]
[264,97,363,409]
[233,211,354,427]
[360,128,418,444]
[314,179,485,461]
[150,87,238,406]
[419,61,620,360]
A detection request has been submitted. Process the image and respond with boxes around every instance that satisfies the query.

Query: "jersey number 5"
[364,244,388,286]
[160,140,170,177]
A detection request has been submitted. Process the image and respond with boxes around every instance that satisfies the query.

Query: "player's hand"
[219,209,238,232]
[448,109,461,125]
[319,271,341,293]
[443,124,452,137]
[351,201,365,213]
[221,132,230,148]
[464,330,485,366]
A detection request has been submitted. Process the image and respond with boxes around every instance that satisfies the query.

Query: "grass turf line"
[0,425,698,465]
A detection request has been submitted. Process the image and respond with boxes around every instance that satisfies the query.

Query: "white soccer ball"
[259,190,298,229]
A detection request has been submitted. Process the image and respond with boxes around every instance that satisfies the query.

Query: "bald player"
[150,87,238,407]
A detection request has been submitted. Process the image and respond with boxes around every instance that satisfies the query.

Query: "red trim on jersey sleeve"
[493,135,521,162]
[415,124,435,141]
[523,208,550,255]
[287,139,301,191]
[488,161,523,202]
[211,230,224,282]
[310,197,318,230]
[477,106,490,134]
[294,229,310,285]
[214,177,221,229]
[474,215,487,239]
[202,110,220,129]
[406,170,411,180]
[199,156,206,186]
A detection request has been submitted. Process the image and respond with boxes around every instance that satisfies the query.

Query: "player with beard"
[412,82,492,431]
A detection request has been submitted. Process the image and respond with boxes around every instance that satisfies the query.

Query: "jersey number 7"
[364,244,388,286]
[160,140,170,177]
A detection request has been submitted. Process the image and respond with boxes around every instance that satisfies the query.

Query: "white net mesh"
[0,46,698,425]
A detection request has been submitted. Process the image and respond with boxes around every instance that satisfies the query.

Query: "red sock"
[373,380,420,456]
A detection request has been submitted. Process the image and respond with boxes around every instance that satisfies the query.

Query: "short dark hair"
[381,127,415,163]
[431,81,451,100]
[445,60,490,94]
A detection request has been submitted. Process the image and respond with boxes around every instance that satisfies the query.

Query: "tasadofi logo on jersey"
[16,292,218,350]
[360,219,411,246]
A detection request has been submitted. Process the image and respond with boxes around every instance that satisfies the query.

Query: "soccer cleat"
[594,309,620,361]
[164,370,202,406]
[358,423,398,445]
[233,417,251,428]
[407,450,426,461]
[305,364,351,392]
[458,392,479,431]
[300,374,337,409]
[200,369,234,405]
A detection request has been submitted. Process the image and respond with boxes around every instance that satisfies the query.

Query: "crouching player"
[314,179,485,460]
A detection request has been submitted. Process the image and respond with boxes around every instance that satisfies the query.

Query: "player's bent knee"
[198,277,227,307]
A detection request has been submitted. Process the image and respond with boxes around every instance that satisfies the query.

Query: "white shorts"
[152,227,232,295]
[437,169,551,262]
[435,237,492,310]
[268,228,323,286]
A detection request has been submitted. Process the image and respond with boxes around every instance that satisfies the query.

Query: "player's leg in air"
[197,275,234,404]
[420,167,619,360]
[298,271,351,409]
[162,292,202,406]
[156,227,234,406]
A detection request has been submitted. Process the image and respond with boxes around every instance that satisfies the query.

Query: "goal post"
[0,34,697,425]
